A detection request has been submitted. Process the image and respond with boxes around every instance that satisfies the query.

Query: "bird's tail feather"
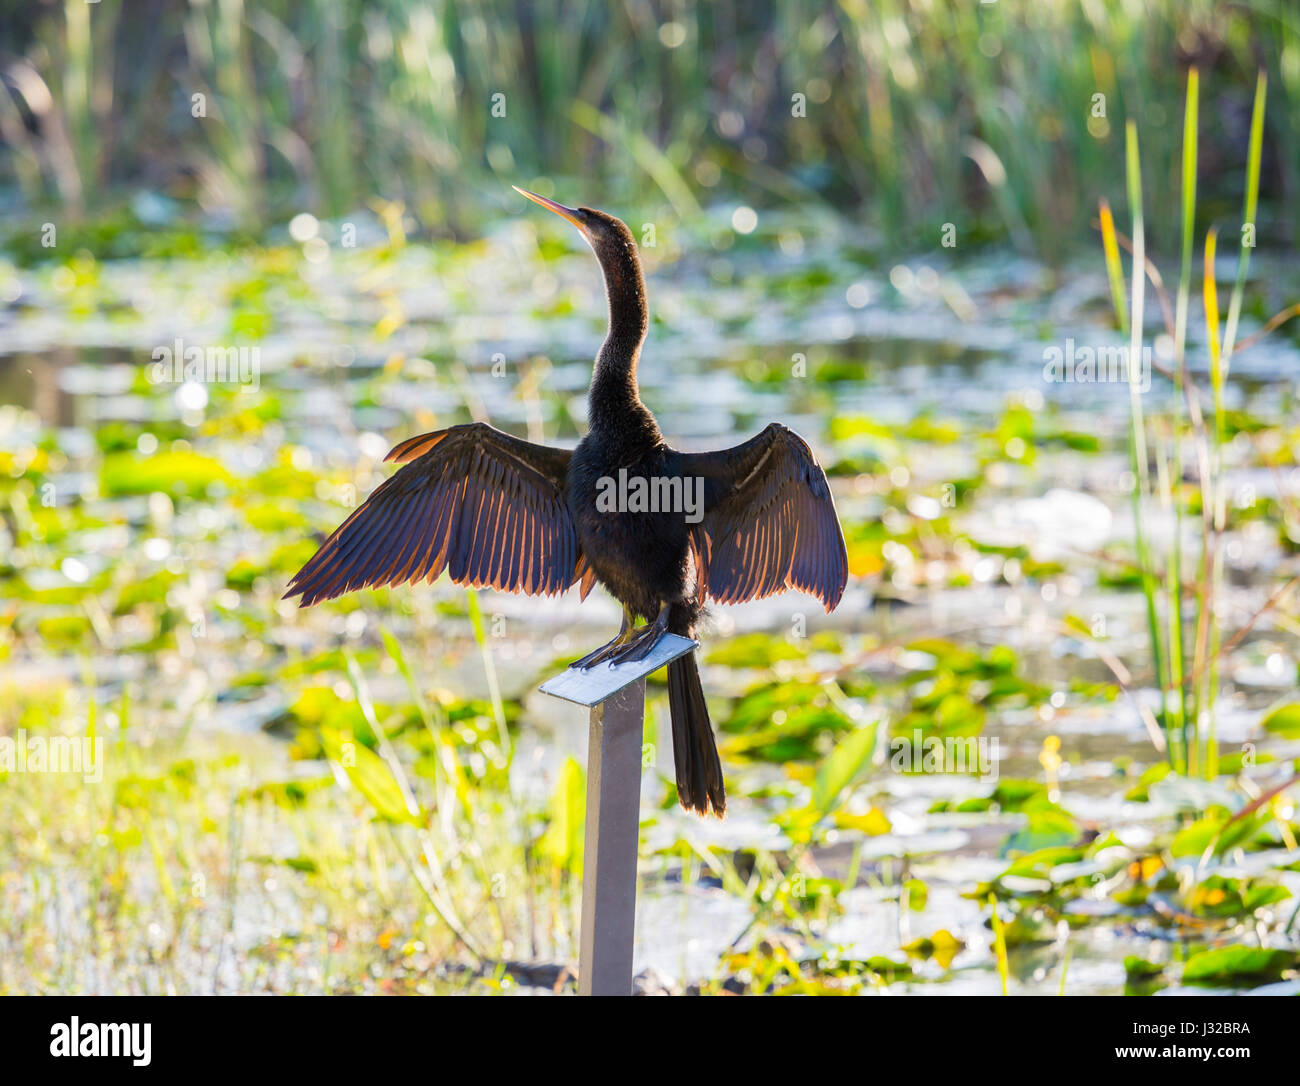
[667,652,726,817]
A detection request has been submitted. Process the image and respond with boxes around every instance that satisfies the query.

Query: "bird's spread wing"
[285,423,579,606]
[679,423,847,611]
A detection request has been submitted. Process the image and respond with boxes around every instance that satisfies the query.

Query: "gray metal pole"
[538,633,697,997]
[577,677,644,996]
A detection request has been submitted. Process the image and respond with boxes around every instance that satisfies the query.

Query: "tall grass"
[1098,69,1284,780]
[0,1,1291,254]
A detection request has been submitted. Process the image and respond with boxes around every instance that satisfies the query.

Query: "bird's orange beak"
[513,186,588,235]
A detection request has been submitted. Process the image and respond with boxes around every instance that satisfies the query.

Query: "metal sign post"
[539,633,699,996]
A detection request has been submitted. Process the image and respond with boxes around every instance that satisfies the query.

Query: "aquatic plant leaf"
[832,806,891,835]
[100,449,234,499]
[902,929,963,968]
[320,726,419,824]
[1261,702,1300,739]
[538,757,586,875]
[1123,955,1165,979]
[810,719,879,816]
[1181,946,1298,986]
[1001,811,1080,855]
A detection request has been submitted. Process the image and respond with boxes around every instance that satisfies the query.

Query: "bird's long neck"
[587,233,649,433]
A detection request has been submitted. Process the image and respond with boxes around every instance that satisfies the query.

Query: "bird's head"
[514,186,647,350]
[513,186,637,263]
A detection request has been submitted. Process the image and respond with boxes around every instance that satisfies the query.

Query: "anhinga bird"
[286,188,848,817]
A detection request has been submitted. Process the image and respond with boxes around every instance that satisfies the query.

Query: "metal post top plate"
[539,633,699,707]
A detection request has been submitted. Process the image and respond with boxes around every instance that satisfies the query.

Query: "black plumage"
[285,188,849,817]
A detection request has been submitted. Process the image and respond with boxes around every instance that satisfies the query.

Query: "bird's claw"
[603,625,667,667]
[570,629,635,670]
[572,611,670,670]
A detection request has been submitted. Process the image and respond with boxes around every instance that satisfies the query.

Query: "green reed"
[0,1,1290,257]
[1099,69,1274,779]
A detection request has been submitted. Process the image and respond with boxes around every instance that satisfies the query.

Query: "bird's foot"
[570,628,637,670]
[603,614,670,667]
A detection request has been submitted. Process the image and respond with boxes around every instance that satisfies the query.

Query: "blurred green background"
[1,0,1298,253]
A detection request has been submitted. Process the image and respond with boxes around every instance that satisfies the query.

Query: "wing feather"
[680,423,847,612]
[286,423,578,605]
